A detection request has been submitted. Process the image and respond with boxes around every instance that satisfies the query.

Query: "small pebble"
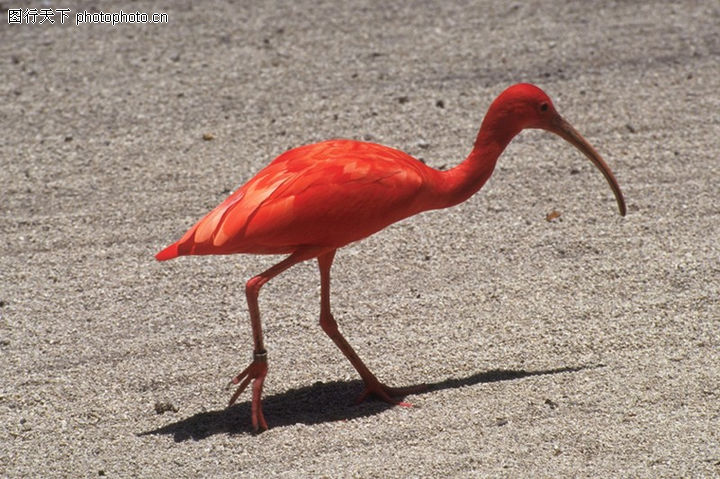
[546,210,561,222]
[154,401,178,414]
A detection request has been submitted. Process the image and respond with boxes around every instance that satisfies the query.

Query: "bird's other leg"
[317,251,425,407]
[228,248,323,431]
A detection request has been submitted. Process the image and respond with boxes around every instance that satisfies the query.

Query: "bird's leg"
[317,251,425,406]
[228,249,322,431]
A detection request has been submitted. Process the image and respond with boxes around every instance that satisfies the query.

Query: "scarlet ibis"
[156,83,626,431]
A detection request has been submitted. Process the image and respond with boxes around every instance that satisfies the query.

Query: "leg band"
[254,349,268,363]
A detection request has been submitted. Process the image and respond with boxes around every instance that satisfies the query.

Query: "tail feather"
[155,243,180,261]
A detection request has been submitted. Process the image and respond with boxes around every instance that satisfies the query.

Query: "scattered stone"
[546,210,561,222]
[154,401,178,414]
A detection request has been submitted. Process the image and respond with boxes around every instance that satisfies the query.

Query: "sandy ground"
[2,1,719,477]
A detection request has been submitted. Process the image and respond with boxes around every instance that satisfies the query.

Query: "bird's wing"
[207,140,429,252]
[165,140,429,256]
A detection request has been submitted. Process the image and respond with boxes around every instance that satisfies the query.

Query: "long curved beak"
[551,116,626,216]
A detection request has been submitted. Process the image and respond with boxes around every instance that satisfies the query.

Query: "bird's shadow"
[139,364,599,441]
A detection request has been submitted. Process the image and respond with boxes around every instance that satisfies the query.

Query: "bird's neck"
[433,120,520,209]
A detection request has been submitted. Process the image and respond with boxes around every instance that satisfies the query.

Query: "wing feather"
[167,139,431,256]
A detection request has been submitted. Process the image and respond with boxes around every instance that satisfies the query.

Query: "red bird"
[156,83,626,431]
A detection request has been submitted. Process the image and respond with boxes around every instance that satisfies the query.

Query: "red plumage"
[157,140,437,258]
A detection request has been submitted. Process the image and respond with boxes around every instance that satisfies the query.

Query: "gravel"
[2,1,718,477]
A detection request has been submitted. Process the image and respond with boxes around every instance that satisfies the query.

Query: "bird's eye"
[540,102,549,112]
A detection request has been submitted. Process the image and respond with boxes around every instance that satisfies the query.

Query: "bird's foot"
[227,349,269,431]
[356,379,427,407]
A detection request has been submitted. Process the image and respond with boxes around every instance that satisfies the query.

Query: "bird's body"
[157,140,443,259]
[156,83,626,431]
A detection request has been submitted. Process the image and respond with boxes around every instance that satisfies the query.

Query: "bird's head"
[484,83,626,216]
[489,83,560,130]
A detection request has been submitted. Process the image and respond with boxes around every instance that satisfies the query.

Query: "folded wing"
[156,140,430,259]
